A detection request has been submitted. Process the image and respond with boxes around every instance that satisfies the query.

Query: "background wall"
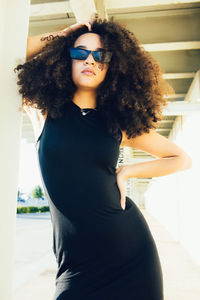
[145,113,200,264]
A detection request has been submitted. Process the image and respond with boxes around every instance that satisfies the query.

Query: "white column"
[69,0,97,22]
[0,0,30,299]
[69,0,108,22]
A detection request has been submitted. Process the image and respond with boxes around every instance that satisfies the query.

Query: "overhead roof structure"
[22,0,200,160]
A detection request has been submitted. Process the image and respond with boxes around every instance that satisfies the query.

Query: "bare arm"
[26,20,92,61]
[119,129,192,179]
[116,130,192,210]
[26,30,69,61]
[23,19,94,139]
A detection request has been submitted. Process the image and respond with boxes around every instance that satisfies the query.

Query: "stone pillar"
[0,0,30,299]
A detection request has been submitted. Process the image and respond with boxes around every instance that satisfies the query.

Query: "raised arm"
[26,20,92,61]
[26,30,68,61]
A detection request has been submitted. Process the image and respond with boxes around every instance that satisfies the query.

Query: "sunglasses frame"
[69,47,112,63]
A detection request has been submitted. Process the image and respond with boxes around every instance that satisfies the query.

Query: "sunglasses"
[69,47,112,63]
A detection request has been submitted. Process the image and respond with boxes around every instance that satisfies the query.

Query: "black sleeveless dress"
[35,101,164,300]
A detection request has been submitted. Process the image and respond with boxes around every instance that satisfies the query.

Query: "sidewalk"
[13,210,200,300]
[13,253,57,300]
[142,209,200,300]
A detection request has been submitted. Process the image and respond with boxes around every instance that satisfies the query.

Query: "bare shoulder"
[120,129,166,148]
[120,130,128,147]
[120,130,130,148]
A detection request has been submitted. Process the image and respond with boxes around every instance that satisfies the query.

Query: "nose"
[84,52,95,65]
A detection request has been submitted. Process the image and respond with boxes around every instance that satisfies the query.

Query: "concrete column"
[94,0,108,19]
[69,0,97,22]
[145,71,200,264]
[70,0,108,22]
[0,0,30,299]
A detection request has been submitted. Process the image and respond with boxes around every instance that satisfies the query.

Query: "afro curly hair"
[14,18,173,143]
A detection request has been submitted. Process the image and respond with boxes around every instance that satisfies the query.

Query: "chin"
[77,82,100,89]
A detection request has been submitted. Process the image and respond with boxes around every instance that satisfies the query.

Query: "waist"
[51,179,121,214]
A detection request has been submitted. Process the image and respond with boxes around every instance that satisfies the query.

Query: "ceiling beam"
[142,41,200,52]
[32,3,189,24]
[163,72,195,79]
[31,0,200,7]
[30,1,200,20]
[109,7,200,19]
[163,101,200,115]
[184,70,200,103]
[31,0,68,3]
[106,0,200,10]
[156,129,170,132]
[30,2,71,18]
[164,94,186,99]
[159,120,175,123]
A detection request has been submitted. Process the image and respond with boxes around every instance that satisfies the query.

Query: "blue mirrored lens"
[92,51,101,62]
[69,48,112,63]
[70,48,88,60]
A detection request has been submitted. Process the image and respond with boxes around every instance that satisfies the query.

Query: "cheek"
[97,64,108,80]
[71,61,79,82]
[98,63,104,71]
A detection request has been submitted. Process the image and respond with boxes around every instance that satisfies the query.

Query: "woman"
[14,17,192,300]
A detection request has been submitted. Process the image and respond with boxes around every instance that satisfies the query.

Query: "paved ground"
[13,210,200,300]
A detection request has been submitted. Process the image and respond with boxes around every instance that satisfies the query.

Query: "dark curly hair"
[14,18,173,143]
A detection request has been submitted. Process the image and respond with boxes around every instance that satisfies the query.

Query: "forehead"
[73,33,102,49]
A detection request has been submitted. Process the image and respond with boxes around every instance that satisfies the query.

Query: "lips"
[81,68,96,75]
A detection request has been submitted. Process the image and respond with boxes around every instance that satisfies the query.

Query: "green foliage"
[40,206,49,212]
[27,206,39,213]
[17,206,27,214]
[17,206,49,214]
[32,185,44,199]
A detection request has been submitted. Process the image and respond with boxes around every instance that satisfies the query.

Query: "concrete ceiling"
[22,0,200,160]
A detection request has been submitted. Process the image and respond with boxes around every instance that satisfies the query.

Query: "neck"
[72,89,97,109]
